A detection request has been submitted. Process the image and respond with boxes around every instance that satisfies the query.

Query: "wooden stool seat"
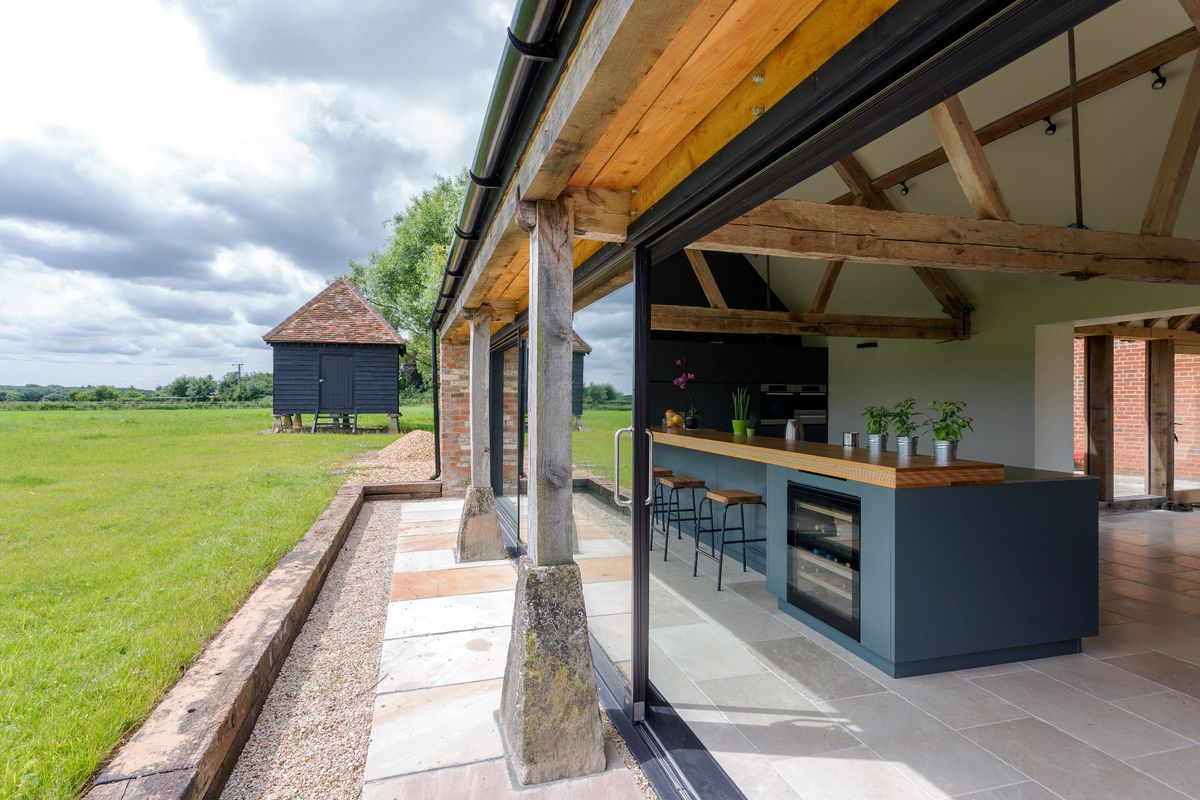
[653,467,673,478]
[660,475,705,490]
[706,488,762,506]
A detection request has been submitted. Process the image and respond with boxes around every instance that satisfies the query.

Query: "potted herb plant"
[892,398,922,459]
[927,400,974,463]
[673,358,700,429]
[731,386,751,435]
[862,405,892,454]
[746,413,758,438]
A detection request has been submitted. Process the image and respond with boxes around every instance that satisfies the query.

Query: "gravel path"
[220,502,399,800]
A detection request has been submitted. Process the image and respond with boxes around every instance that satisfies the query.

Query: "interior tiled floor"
[577,490,1200,800]
[361,497,642,800]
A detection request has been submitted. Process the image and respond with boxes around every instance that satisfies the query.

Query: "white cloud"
[0,0,508,387]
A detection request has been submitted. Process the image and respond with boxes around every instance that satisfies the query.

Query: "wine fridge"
[786,482,861,640]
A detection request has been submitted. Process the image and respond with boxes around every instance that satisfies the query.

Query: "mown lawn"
[0,408,421,798]
[572,407,633,485]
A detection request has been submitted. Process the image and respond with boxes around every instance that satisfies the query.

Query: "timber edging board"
[653,428,1003,488]
[83,479,439,800]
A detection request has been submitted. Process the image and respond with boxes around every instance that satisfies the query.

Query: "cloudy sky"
[0,0,512,388]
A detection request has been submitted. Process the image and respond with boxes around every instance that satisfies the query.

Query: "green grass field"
[0,407,427,798]
[572,408,633,485]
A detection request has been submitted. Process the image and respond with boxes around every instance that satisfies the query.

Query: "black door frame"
[318,352,355,411]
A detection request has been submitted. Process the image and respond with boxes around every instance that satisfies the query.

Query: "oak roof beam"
[1076,324,1200,343]
[928,95,1012,221]
[694,199,1200,283]
[1142,54,1200,236]
[684,248,728,309]
[651,304,966,340]
[831,30,1200,204]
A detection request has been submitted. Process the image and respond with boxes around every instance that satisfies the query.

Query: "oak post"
[527,197,576,567]
[467,306,494,486]
[1148,338,1176,497]
[1085,335,1114,503]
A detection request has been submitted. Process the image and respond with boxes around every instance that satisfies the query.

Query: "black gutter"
[428,0,596,477]
[430,0,591,329]
[573,0,1119,289]
[428,328,440,480]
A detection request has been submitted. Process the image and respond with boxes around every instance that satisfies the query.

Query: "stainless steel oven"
[760,384,828,426]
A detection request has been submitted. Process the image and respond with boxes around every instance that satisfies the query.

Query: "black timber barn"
[264,278,406,418]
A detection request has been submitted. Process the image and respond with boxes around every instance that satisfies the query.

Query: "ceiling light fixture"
[899,181,910,196]
[1043,116,1057,136]
[1151,66,1167,90]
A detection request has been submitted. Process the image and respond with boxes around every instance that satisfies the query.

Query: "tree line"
[2,371,273,403]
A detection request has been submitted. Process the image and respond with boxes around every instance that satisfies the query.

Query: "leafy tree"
[583,383,620,407]
[160,376,193,398]
[185,376,217,400]
[122,389,146,400]
[349,171,466,388]
[90,386,120,401]
[0,389,23,402]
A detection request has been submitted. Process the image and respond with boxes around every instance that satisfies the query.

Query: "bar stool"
[650,467,673,541]
[658,474,706,561]
[694,488,766,590]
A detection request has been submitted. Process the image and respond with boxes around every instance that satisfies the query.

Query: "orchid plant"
[673,357,700,419]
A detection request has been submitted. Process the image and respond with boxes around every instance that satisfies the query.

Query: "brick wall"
[438,338,470,493]
[1072,337,1200,481]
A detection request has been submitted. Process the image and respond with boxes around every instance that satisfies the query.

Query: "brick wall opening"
[1073,337,1200,494]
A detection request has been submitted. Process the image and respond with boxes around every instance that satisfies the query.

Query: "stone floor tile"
[379,626,510,692]
[364,679,504,781]
[963,717,1188,800]
[955,781,1061,800]
[1127,744,1200,799]
[1023,652,1167,700]
[697,670,858,760]
[880,671,1028,730]
[820,692,1024,797]
[772,746,932,800]
[390,564,516,600]
[383,590,514,639]
[1083,625,1154,660]
[695,596,799,643]
[651,622,768,682]
[583,579,632,616]
[1113,690,1200,742]
[1109,622,1200,667]
[728,579,782,611]
[750,636,884,702]
[589,612,632,663]
[1106,651,1200,700]
[971,669,1187,760]
[953,662,1032,679]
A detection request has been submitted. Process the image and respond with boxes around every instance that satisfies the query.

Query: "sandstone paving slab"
[390,563,516,600]
[364,679,504,782]
[384,590,516,639]
[379,626,510,692]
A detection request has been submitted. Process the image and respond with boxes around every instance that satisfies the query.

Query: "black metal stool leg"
[740,504,749,573]
[717,503,731,591]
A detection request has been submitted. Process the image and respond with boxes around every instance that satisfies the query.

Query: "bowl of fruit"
[664,409,684,428]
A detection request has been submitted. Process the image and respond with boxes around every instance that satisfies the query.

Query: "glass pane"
[495,345,522,522]
[571,282,635,685]
[1114,339,1148,497]
[1175,351,1200,495]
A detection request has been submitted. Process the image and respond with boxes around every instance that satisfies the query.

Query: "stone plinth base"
[455,486,506,562]
[388,413,400,434]
[500,557,605,785]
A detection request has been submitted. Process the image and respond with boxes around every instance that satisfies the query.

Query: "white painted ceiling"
[757,0,1200,320]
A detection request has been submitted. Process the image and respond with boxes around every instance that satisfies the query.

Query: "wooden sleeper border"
[83,479,441,800]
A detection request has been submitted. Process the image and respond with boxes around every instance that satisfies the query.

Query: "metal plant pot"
[843,432,859,447]
[896,435,919,459]
[935,439,958,463]
[867,433,888,454]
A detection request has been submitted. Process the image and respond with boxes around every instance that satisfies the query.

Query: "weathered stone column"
[500,197,605,785]
[455,305,506,562]
[387,413,400,435]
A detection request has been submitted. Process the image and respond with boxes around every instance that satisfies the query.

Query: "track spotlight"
[1043,116,1056,136]
[899,181,910,196]
[1151,66,1167,91]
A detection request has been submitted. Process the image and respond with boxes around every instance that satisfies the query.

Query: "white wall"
[822,277,1200,469]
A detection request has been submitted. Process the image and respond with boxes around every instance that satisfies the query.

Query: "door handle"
[645,429,655,506]
[613,426,633,507]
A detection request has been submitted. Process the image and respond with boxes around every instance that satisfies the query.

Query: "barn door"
[319,354,354,411]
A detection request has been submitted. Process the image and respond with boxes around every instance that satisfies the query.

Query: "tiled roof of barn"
[263,278,406,345]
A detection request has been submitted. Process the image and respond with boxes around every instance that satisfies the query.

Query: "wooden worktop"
[652,427,1004,489]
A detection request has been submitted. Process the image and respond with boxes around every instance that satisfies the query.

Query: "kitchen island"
[652,428,1099,677]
